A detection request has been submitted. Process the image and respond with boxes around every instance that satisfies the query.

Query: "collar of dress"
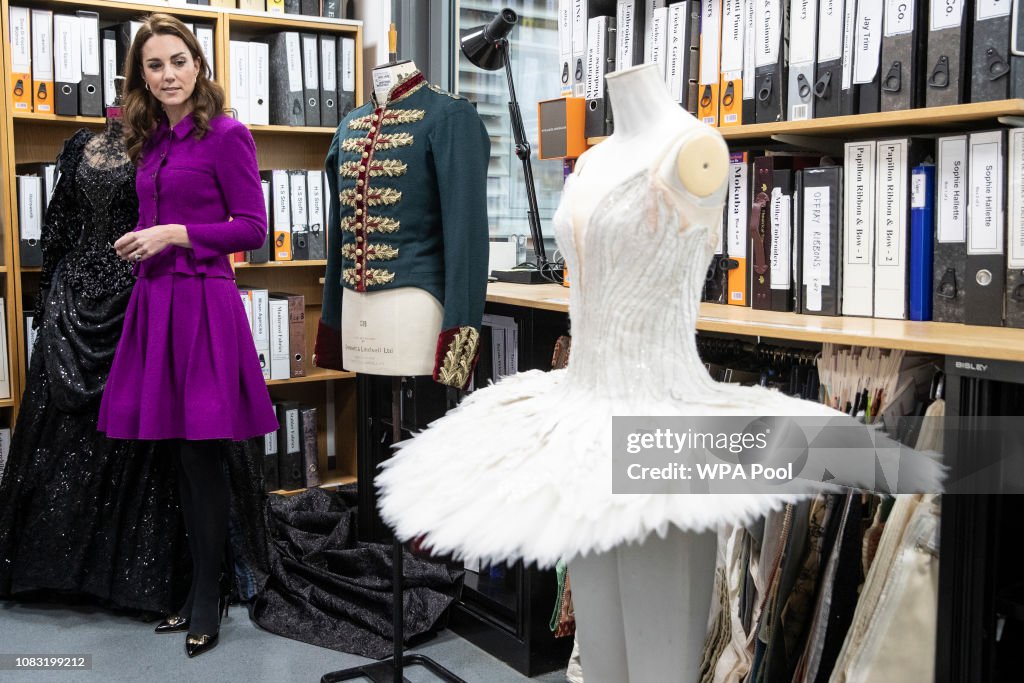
[370,70,427,108]
[157,112,196,140]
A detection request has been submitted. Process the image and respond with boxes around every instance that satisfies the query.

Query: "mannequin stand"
[321,377,466,683]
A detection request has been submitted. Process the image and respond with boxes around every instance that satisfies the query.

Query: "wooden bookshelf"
[587,99,1024,146]
[266,367,355,386]
[0,0,364,486]
[236,259,328,269]
[486,282,1024,363]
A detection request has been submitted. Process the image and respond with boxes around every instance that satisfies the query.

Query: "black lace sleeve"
[36,129,93,323]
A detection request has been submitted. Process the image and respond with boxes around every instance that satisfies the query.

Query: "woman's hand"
[114,224,189,263]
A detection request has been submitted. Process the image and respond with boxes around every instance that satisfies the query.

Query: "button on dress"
[98,113,278,441]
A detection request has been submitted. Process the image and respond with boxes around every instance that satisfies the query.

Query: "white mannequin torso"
[342,59,443,377]
[570,64,728,231]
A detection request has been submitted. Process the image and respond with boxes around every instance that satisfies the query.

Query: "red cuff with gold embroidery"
[433,326,481,390]
[313,319,344,371]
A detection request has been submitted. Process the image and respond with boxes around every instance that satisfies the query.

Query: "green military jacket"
[314,71,491,389]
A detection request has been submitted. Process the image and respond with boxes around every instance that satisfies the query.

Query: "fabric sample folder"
[925,0,969,107]
[843,141,876,316]
[880,0,927,112]
[754,0,787,123]
[267,32,305,127]
[53,14,81,117]
[965,130,1006,327]
[718,0,744,126]
[874,138,930,319]
[584,14,616,138]
[787,0,818,121]
[31,9,54,114]
[933,135,969,323]
[319,35,339,128]
[726,152,750,306]
[8,7,33,112]
[1007,128,1024,328]
[301,33,320,127]
[853,0,884,114]
[909,163,935,321]
[800,166,843,316]
[698,0,722,126]
[76,11,101,116]
[971,0,1012,103]
[814,0,846,118]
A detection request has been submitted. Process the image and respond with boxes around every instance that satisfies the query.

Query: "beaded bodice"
[39,128,137,304]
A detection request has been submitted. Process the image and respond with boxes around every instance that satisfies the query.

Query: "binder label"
[885,0,916,36]
[19,178,42,240]
[54,15,81,84]
[572,0,587,97]
[667,4,688,102]
[978,0,1011,20]
[265,430,278,456]
[790,0,818,66]
[804,186,831,311]
[938,136,967,243]
[103,35,116,106]
[700,0,722,84]
[1010,130,1024,267]
[721,0,744,73]
[842,0,857,89]
[877,141,906,266]
[10,8,30,73]
[322,39,337,91]
[755,0,781,68]
[845,142,875,264]
[285,33,302,93]
[585,16,607,100]
[969,136,1004,254]
[854,0,884,84]
[80,14,100,77]
[743,0,756,99]
[648,8,668,76]
[286,409,300,454]
[770,188,792,289]
[931,0,964,30]
[302,35,318,89]
[818,0,844,63]
[342,38,355,92]
[727,160,749,259]
[911,170,927,208]
[617,0,637,69]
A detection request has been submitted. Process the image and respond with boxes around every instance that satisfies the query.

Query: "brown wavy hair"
[122,14,225,163]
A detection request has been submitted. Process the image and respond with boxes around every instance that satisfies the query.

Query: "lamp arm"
[501,41,548,265]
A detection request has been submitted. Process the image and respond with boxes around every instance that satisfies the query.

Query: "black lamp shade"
[460,8,518,71]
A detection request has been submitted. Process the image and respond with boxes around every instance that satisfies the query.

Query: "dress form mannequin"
[564,63,726,683]
[341,59,443,376]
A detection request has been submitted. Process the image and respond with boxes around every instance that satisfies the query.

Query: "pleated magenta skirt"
[98,273,279,441]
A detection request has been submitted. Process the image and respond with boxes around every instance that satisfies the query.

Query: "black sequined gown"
[0,128,190,612]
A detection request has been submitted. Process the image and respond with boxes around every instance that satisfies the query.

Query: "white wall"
[355,0,392,100]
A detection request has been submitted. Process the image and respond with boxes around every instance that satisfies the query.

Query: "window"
[456,1,563,243]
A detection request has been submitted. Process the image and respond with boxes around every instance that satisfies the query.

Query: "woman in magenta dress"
[97,14,278,658]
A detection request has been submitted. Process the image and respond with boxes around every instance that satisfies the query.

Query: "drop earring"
[145,82,151,91]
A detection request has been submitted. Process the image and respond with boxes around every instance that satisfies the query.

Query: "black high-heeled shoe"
[184,591,229,658]
[154,615,190,634]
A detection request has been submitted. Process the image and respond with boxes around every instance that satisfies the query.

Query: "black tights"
[175,440,229,635]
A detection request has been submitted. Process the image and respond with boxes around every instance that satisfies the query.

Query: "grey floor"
[0,601,570,683]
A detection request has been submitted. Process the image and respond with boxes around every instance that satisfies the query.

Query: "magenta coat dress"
[97,113,279,441]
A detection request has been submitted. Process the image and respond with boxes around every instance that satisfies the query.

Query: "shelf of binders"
[12,114,339,138]
[265,367,354,386]
[586,100,1024,146]
[27,0,218,21]
[485,283,1024,364]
